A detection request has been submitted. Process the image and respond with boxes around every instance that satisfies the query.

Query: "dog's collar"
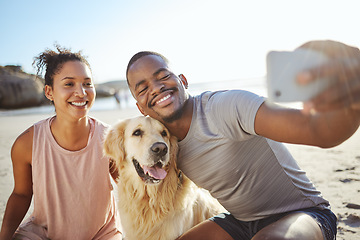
[177,170,183,188]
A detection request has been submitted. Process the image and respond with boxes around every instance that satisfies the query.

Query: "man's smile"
[149,90,175,108]
[156,94,171,105]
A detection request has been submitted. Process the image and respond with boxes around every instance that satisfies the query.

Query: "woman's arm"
[0,127,34,240]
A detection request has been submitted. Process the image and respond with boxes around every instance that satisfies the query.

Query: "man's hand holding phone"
[267,40,360,113]
[297,40,360,112]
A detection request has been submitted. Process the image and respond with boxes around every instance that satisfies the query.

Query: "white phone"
[266,48,334,103]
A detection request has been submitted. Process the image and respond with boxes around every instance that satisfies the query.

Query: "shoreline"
[0,108,359,239]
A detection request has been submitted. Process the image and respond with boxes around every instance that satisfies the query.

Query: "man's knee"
[252,213,323,240]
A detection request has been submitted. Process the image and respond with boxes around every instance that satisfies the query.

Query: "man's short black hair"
[126,51,169,82]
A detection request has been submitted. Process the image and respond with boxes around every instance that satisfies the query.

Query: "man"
[126,40,360,240]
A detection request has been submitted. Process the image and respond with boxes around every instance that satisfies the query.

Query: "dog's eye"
[161,130,167,137]
[133,129,143,136]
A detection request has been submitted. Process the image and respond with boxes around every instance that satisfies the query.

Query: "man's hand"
[297,40,360,112]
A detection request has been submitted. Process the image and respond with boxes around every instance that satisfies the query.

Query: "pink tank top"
[31,116,119,239]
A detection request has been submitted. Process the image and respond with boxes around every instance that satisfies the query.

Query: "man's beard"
[161,99,188,123]
[162,108,183,123]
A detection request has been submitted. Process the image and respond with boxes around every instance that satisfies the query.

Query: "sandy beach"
[0,107,359,239]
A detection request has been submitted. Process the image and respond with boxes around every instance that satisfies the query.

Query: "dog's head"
[104,116,178,185]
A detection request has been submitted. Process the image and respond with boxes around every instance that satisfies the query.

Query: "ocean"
[0,77,267,117]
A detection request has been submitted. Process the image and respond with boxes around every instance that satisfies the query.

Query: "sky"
[1,0,360,84]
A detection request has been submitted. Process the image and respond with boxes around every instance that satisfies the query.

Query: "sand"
[0,108,359,239]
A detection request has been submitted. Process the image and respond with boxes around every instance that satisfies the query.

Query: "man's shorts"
[210,207,337,240]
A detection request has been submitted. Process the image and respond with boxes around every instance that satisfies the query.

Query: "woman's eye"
[85,82,93,87]
[65,82,73,86]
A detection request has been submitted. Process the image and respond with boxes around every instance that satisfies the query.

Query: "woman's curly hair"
[33,44,91,87]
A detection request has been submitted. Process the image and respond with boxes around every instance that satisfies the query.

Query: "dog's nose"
[150,142,168,157]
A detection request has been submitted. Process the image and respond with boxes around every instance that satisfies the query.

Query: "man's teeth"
[157,95,170,104]
[71,102,86,106]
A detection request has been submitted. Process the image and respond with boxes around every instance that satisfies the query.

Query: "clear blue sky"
[1,0,359,83]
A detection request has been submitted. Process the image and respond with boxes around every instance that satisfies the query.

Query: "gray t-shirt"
[178,90,329,221]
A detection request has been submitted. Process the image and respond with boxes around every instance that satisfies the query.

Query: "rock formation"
[0,65,47,109]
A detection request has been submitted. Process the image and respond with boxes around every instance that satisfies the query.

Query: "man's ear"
[136,102,147,116]
[44,85,54,101]
[178,74,188,89]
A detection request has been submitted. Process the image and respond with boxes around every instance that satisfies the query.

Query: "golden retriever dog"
[103,116,225,240]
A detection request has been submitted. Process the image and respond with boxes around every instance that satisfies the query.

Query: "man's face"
[127,55,189,123]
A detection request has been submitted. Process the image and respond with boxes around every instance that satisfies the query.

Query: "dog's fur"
[104,116,225,240]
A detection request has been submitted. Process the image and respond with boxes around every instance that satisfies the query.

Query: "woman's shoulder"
[89,116,110,130]
[14,126,34,147]
[12,117,54,162]
[11,125,34,164]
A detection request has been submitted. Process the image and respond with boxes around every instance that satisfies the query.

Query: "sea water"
[0,77,267,117]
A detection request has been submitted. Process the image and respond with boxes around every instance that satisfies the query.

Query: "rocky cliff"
[0,65,47,109]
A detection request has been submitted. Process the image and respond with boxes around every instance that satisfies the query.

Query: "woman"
[0,46,122,240]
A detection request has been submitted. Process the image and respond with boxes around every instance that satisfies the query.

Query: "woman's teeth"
[71,101,86,106]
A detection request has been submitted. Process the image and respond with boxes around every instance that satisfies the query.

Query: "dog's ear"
[103,127,118,159]
[103,120,127,163]
[169,134,179,166]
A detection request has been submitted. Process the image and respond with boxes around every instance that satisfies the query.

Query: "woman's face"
[45,60,95,120]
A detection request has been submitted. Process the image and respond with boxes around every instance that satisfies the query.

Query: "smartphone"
[266,48,334,103]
